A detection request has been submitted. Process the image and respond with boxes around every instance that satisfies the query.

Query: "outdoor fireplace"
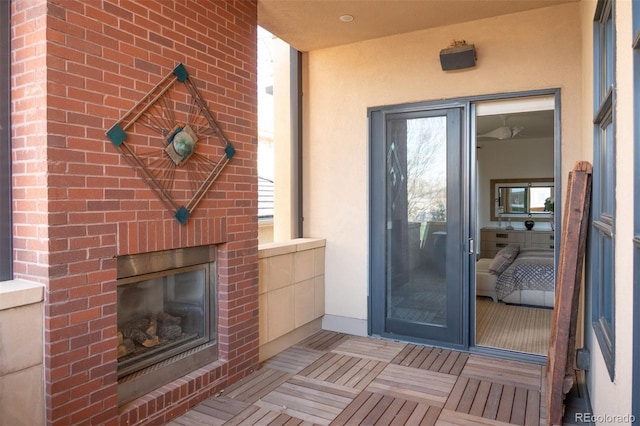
[116,245,218,405]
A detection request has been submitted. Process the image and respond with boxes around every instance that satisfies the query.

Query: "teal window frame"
[591,0,616,381]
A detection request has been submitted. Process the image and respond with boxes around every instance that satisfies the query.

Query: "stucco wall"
[302,4,583,321]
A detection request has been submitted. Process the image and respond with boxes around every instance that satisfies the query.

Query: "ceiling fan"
[478,115,524,140]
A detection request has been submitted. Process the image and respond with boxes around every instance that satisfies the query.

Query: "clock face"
[106,64,235,224]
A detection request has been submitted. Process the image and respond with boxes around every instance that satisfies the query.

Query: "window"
[0,0,11,281]
[591,0,615,380]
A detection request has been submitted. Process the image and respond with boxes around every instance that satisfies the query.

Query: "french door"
[369,105,468,346]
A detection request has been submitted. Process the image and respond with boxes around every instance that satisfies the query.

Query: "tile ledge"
[259,238,326,258]
[0,279,45,310]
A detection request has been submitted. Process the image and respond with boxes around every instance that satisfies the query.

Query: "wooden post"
[546,161,592,425]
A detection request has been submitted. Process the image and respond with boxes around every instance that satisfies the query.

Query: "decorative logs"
[117,311,184,359]
[158,325,182,340]
[117,332,135,358]
[157,312,181,326]
[146,313,157,337]
[142,336,160,348]
[122,327,148,345]
[118,338,135,358]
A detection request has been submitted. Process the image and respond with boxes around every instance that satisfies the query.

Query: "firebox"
[116,245,218,405]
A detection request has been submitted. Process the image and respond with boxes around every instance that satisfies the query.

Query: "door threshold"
[471,344,547,365]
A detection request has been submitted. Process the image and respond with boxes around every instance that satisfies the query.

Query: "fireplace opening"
[116,246,218,405]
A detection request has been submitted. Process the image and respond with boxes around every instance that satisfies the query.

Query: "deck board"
[262,346,324,374]
[193,396,249,421]
[336,358,386,390]
[392,345,470,376]
[171,331,549,426]
[225,406,292,426]
[366,363,457,407]
[511,387,528,425]
[496,385,516,423]
[457,378,480,414]
[462,355,543,390]
[338,391,383,425]
[470,381,492,417]
[255,375,359,425]
[328,388,371,424]
[168,408,227,426]
[361,394,394,424]
[483,383,504,420]
[331,335,406,362]
[437,409,514,425]
[390,400,418,425]
[225,368,292,403]
[374,397,408,425]
[296,330,350,352]
[444,376,468,411]
[525,389,541,426]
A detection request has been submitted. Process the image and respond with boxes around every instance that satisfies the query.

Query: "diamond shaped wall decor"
[106,63,235,225]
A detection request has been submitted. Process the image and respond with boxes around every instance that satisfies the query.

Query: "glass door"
[370,106,466,346]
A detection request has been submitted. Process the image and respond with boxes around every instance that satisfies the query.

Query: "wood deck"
[168,331,548,426]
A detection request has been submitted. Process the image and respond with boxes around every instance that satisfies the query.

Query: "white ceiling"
[477,110,555,142]
[257,0,578,52]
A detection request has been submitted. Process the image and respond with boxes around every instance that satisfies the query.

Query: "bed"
[476,245,555,308]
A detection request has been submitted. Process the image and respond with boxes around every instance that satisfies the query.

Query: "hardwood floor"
[476,299,553,355]
[168,331,550,426]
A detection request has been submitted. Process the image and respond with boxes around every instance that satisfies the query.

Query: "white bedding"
[476,248,555,308]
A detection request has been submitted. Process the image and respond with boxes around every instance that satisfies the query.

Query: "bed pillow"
[488,244,520,275]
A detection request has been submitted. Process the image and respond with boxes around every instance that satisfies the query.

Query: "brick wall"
[11,1,259,424]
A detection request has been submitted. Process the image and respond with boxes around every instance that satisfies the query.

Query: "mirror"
[491,178,554,221]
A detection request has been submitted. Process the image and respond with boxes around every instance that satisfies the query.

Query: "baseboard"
[322,314,368,336]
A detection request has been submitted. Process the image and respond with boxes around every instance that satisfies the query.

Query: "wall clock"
[106,63,235,225]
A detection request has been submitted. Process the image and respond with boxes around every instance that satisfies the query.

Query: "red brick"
[69,307,102,325]
[12,0,259,424]
[69,401,105,425]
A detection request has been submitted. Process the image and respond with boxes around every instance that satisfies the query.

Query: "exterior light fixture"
[339,14,354,22]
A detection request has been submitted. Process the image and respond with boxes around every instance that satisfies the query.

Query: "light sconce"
[439,40,476,71]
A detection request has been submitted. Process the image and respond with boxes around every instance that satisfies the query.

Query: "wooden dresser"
[480,227,555,258]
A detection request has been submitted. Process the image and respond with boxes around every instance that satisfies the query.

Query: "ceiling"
[257,0,578,52]
[477,110,555,143]
[257,0,565,138]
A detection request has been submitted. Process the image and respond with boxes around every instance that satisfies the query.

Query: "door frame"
[367,88,561,358]
[368,99,472,350]
[469,89,561,364]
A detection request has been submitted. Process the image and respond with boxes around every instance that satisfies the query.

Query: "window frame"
[590,0,616,381]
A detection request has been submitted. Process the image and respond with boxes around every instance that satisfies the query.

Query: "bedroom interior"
[475,98,556,356]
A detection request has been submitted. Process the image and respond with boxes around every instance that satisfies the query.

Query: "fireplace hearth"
[116,246,218,405]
